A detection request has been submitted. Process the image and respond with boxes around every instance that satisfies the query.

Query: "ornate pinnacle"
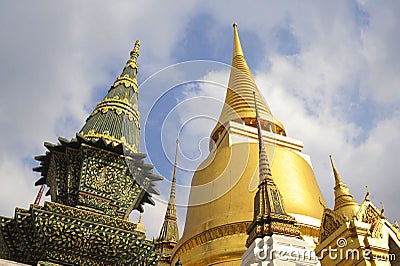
[80,40,141,153]
[245,91,299,248]
[210,23,286,142]
[329,155,360,218]
[130,40,140,59]
[125,40,140,71]
[329,154,343,186]
[253,91,272,182]
[157,139,180,243]
[170,139,179,204]
[232,23,244,57]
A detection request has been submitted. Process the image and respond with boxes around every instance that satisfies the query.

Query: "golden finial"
[329,155,343,186]
[130,40,140,63]
[232,23,244,57]
[130,40,141,59]
[380,202,385,216]
[394,221,399,229]
[365,186,370,201]
[124,40,140,71]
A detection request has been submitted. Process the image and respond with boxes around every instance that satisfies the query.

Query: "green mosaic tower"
[0,41,163,265]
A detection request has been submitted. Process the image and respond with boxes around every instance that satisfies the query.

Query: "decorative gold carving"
[370,219,383,238]
[112,74,138,91]
[84,131,138,153]
[358,203,380,224]
[319,208,346,243]
[78,145,145,217]
[125,58,138,70]
[0,202,159,265]
[356,201,384,239]
[90,97,140,125]
[174,221,251,258]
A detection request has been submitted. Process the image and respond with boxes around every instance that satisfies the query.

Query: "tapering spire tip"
[232,23,244,57]
[329,154,342,185]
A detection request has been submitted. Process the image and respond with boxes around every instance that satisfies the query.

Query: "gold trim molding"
[84,130,137,153]
[174,221,251,258]
[91,97,140,126]
[112,74,138,92]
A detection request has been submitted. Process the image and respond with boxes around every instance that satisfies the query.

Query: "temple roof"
[33,41,163,215]
[33,134,162,213]
[80,40,141,153]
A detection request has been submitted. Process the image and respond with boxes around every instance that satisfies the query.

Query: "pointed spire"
[232,23,244,57]
[329,154,343,186]
[253,91,272,182]
[246,91,300,247]
[329,155,359,219]
[158,139,179,243]
[80,40,141,153]
[211,24,285,143]
[156,140,180,264]
[167,139,179,217]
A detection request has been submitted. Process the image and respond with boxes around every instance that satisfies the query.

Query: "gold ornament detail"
[0,201,159,265]
[90,97,140,125]
[112,74,138,91]
[125,58,138,70]
[84,131,138,153]
[319,208,346,243]
[174,221,251,257]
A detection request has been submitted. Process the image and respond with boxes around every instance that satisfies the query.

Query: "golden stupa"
[171,24,326,265]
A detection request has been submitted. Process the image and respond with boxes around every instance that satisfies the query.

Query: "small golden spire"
[329,155,343,186]
[232,23,244,57]
[329,155,360,219]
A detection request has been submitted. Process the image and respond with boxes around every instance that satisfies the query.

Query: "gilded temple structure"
[241,92,318,265]
[170,24,400,265]
[315,156,400,265]
[0,41,163,265]
[1,23,399,266]
[171,24,326,265]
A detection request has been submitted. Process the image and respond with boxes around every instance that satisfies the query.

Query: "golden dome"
[172,142,325,265]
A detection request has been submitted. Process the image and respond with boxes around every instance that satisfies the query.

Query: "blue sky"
[0,1,399,239]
